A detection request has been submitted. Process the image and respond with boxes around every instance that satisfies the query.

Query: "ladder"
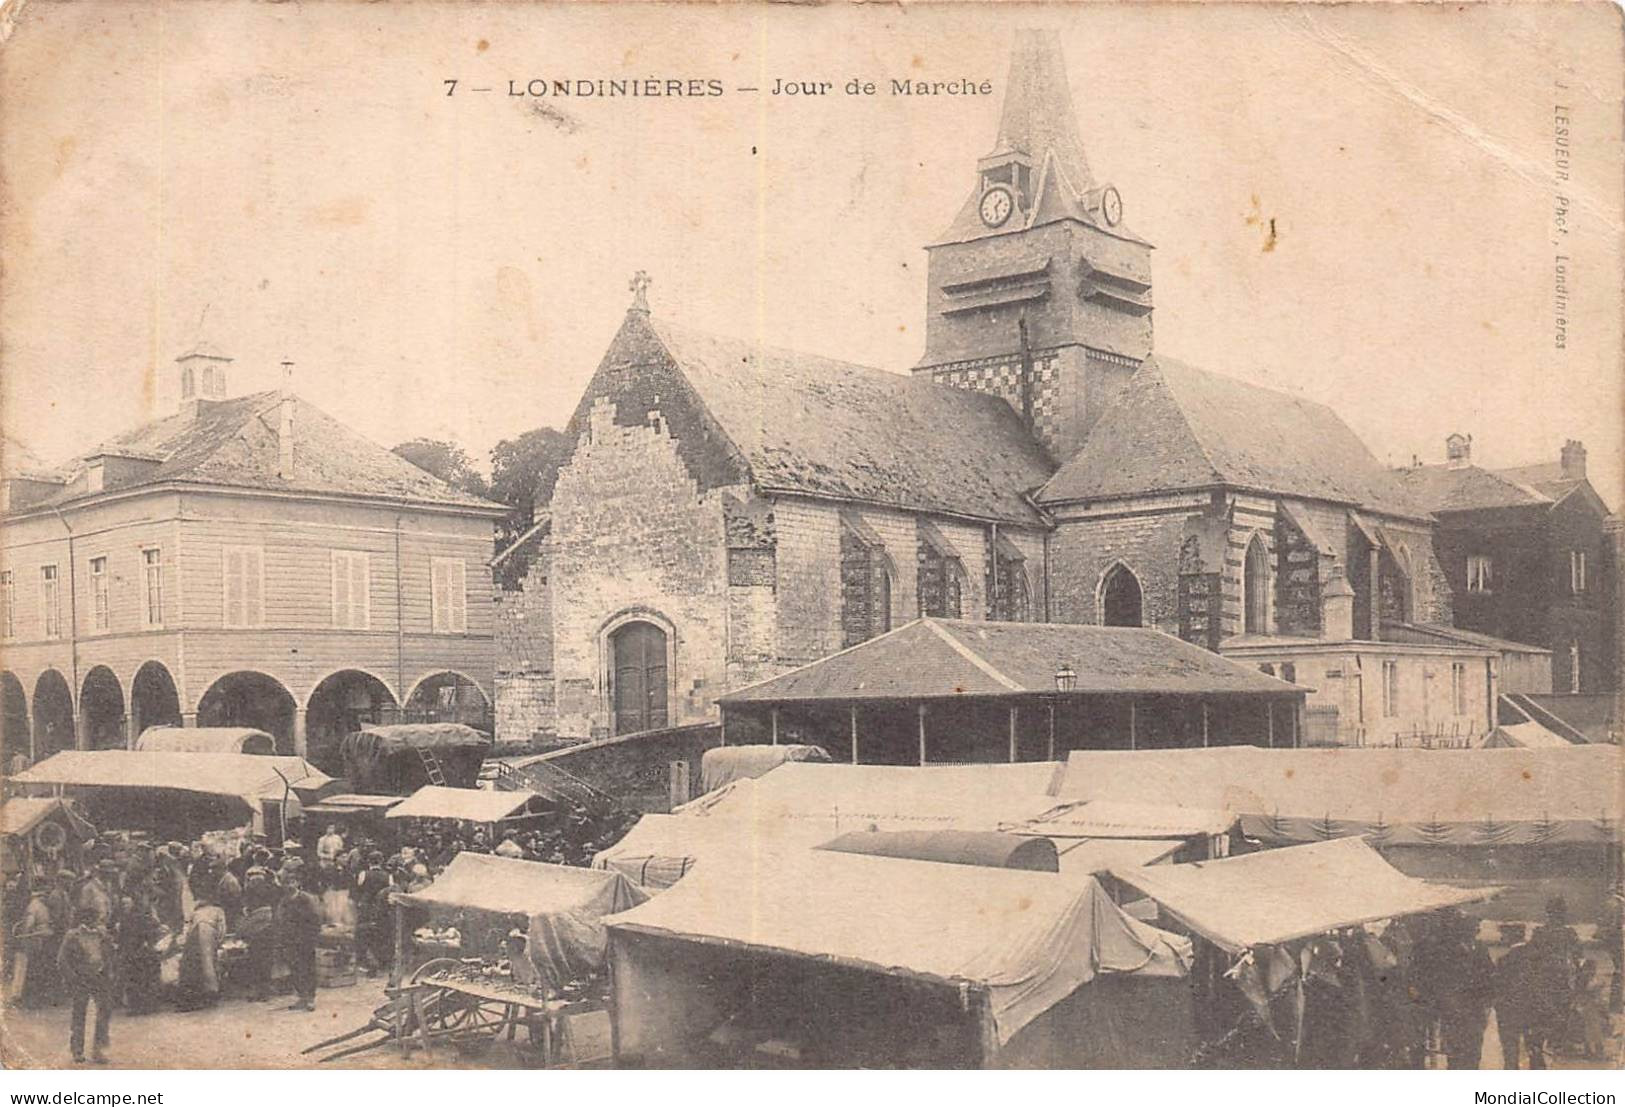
[416,746,448,787]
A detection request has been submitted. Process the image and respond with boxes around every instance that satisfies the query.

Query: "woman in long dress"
[174,894,227,1010]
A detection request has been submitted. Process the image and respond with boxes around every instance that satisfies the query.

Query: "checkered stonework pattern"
[929,353,1061,451]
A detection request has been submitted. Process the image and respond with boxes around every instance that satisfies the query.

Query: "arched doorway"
[1243,536,1270,635]
[130,661,182,737]
[1100,564,1143,627]
[79,666,127,749]
[404,671,490,730]
[306,670,398,766]
[197,671,297,754]
[1,672,30,768]
[32,670,75,758]
[610,621,669,735]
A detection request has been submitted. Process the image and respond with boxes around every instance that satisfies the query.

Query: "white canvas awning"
[1111,838,1497,953]
[10,750,330,806]
[1055,837,1184,877]
[606,848,1190,1046]
[385,785,544,823]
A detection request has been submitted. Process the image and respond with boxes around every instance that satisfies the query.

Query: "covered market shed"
[135,726,277,755]
[394,852,647,989]
[716,617,1307,765]
[604,848,1194,1068]
[340,723,492,794]
[1058,745,1621,921]
[6,750,334,838]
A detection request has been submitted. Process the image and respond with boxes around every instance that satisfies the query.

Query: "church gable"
[561,308,751,498]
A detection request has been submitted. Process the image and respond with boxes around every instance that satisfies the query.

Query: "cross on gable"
[629,270,652,311]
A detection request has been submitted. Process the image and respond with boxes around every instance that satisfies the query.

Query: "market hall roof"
[645,316,1056,525]
[1036,356,1431,520]
[9,391,504,515]
[716,617,1305,704]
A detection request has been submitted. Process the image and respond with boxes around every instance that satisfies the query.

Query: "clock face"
[979,186,1014,228]
[1100,185,1123,227]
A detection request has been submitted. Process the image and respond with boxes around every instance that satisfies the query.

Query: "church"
[515,31,1470,744]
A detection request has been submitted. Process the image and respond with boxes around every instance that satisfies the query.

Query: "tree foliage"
[391,437,490,498]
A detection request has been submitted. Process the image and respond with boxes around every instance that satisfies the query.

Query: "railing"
[481,756,621,814]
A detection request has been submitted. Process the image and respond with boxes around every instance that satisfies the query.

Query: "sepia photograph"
[0,0,1620,1087]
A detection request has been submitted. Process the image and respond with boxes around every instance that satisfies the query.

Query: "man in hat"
[275,870,322,1011]
[13,880,57,1008]
[77,860,117,931]
[57,906,114,1063]
[354,851,391,975]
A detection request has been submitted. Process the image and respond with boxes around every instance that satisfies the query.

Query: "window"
[1570,550,1587,594]
[0,570,12,639]
[1280,662,1297,684]
[40,564,61,638]
[90,556,110,631]
[1452,662,1468,716]
[430,557,467,633]
[1381,660,1399,718]
[1466,555,1492,593]
[142,548,164,627]
[331,551,370,629]
[222,546,265,628]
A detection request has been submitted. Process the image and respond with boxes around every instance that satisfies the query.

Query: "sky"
[2,1,1621,502]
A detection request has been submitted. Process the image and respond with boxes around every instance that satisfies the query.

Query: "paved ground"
[0,980,612,1070]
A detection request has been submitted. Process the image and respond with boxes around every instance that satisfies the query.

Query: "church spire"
[985,30,1095,196]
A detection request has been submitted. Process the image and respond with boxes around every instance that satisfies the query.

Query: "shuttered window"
[40,564,60,638]
[142,548,164,627]
[90,556,110,631]
[331,550,370,629]
[431,557,467,634]
[222,546,265,628]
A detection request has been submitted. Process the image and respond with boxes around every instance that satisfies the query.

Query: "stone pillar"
[73,711,88,751]
[181,711,198,727]
[1321,562,1356,641]
[125,713,139,750]
[293,709,308,758]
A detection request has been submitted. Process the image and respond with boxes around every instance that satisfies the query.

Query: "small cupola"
[1445,432,1472,469]
[176,342,232,414]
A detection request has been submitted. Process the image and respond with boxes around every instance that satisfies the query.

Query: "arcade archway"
[130,661,182,736]
[306,669,398,767]
[197,671,297,754]
[79,666,127,749]
[1,671,29,767]
[405,670,492,731]
[32,670,75,758]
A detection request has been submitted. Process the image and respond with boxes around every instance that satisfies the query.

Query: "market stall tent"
[604,848,1191,1066]
[698,744,830,795]
[1057,745,1621,846]
[1110,837,1496,954]
[0,796,97,877]
[385,784,547,825]
[395,852,648,987]
[340,724,492,793]
[135,727,277,755]
[816,829,1059,871]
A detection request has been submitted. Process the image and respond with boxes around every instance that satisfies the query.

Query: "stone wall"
[537,723,723,812]
[494,554,555,741]
[1050,498,1202,632]
[548,398,732,739]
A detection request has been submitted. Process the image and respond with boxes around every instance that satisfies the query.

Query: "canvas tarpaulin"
[397,852,648,987]
[675,760,1065,834]
[592,813,827,890]
[1057,746,1620,846]
[9,751,330,807]
[135,727,276,754]
[698,744,830,795]
[385,785,542,823]
[1111,838,1497,954]
[1055,838,1184,877]
[605,847,1190,1045]
[0,797,95,839]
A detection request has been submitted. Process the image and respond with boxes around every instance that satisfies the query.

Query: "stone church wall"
[494,554,555,741]
[549,399,731,740]
[1050,502,1196,633]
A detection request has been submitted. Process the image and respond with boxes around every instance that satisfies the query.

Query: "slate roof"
[16,392,502,514]
[717,617,1304,704]
[1390,463,1552,514]
[650,318,1054,525]
[1493,462,1587,504]
[1036,356,1431,520]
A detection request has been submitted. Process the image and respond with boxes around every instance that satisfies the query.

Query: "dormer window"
[86,462,104,494]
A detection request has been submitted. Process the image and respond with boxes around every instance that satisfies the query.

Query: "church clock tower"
[914,30,1153,464]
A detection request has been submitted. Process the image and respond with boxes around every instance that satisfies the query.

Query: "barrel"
[316,947,356,989]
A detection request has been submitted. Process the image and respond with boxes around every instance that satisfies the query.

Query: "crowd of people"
[2,805,639,1063]
[1193,898,1618,1069]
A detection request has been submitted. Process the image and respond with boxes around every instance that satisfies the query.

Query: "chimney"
[278,360,295,479]
[1560,439,1586,479]
[1445,432,1472,469]
[1320,561,1356,641]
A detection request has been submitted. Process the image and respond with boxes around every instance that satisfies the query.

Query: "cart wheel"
[409,958,464,984]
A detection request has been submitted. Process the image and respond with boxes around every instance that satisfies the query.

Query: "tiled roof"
[21,392,502,513]
[1493,462,1587,504]
[718,617,1303,704]
[1037,356,1431,519]
[650,318,1054,525]
[1391,463,1552,513]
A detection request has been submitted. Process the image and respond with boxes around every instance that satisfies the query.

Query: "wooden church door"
[612,621,669,735]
